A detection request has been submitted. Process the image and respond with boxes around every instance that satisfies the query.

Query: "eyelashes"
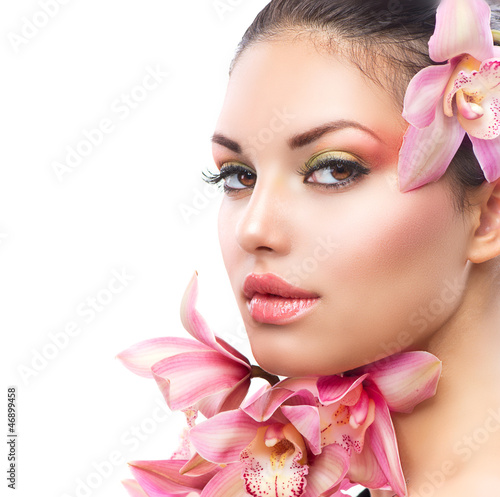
[202,151,371,194]
[202,162,258,195]
[297,151,370,189]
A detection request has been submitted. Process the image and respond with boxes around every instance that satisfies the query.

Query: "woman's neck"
[374,262,500,496]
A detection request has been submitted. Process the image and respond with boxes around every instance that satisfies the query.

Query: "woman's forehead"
[217,38,406,149]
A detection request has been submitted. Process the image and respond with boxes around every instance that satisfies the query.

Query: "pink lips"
[243,273,320,325]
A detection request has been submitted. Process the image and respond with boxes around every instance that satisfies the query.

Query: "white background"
[1,1,266,496]
[1,1,362,496]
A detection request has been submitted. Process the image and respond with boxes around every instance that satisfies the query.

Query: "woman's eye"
[299,151,370,189]
[307,161,352,184]
[202,152,370,194]
[202,162,256,193]
[225,168,256,190]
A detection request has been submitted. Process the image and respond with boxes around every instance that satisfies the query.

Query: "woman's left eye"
[298,151,370,189]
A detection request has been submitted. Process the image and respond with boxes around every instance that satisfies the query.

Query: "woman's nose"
[235,173,292,256]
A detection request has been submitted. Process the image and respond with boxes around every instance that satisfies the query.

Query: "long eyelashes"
[202,168,225,186]
[296,155,371,189]
[202,163,256,193]
[202,154,371,193]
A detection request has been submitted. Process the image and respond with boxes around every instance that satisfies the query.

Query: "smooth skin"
[212,35,500,496]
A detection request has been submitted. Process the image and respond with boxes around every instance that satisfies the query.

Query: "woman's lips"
[243,273,320,325]
[246,293,320,325]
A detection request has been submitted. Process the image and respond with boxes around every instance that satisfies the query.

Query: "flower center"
[456,88,485,120]
[270,439,295,470]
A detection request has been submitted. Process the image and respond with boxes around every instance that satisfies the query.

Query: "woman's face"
[213,36,473,376]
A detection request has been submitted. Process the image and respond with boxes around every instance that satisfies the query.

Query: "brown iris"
[238,170,256,187]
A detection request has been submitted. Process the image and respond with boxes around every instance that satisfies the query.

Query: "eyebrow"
[211,119,383,154]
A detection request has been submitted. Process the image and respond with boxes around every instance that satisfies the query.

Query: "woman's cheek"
[308,178,467,349]
[323,176,461,277]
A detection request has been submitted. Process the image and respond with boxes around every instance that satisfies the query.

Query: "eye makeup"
[297,150,371,190]
[203,150,371,194]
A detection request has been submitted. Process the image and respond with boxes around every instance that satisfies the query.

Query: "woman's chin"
[251,349,360,378]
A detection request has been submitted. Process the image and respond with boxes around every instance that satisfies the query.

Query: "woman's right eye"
[203,162,257,194]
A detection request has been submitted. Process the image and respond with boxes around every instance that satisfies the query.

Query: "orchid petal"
[218,373,254,411]
[429,0,494,63]
[242,388,299,422]
[403,63,456,128]
[180,453,221,478]
[350,390,370,427]
[240,424,308,497]
[357,352,442,413]
[121,479,149,497]
[398,110,465,192]
[301,444,350,497]
[479,58,500,89]
[471,134,500,181]
[215,336,251,365]
[240,383,272,409]
[116,337,210,378]
[189,410,261,464]
[194,374,252,418]
[347,431,389,490]
[243,387,316,423]
[365,388,406,497]
[180,272,250,367]
[128,459,216,496]
[199,463,245,497]
[151,350,250,412]
[275,376,319,397]
[317,375,368,405]
[281,404,322,455]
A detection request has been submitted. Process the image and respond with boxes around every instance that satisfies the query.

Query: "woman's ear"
[467,178,500,264]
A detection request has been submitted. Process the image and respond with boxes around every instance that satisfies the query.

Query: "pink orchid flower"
[188,406,351,497]
[187,352,441,497]
[398,0,500,192]
[117,272,253,418]
[279,352,441,496]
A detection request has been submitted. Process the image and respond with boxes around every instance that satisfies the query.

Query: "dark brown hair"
[229,0,499,211]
